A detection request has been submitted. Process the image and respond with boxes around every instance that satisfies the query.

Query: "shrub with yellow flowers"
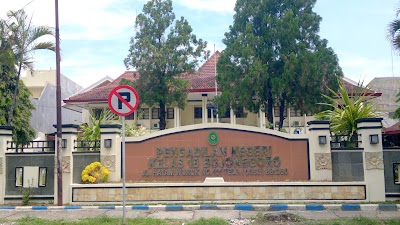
[81,162,109,184]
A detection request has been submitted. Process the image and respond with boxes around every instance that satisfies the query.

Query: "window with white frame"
[15,167,23,187]
[39,167,47,187]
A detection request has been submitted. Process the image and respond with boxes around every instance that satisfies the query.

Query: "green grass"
[10,216,180,225]
[185,217,229,225]
[0,216,230,225]
[3,215,400,225]
[308,217,400,225]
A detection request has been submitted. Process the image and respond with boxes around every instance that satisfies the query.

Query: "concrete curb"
[0,204,399,211]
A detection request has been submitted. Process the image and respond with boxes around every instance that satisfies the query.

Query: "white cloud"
[66,66,126,88]
[0,0,137,40]
[338,51,400,84]
[176,0,235,13]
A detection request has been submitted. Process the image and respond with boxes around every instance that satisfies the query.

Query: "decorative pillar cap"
[307,121,330,125]
[0,126,13,130]
[99,124,122,129]
[53,124,80,129]
[355,118,383,123]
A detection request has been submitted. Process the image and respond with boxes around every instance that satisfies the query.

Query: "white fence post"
[307,121,332,181]
[0,126,13,204]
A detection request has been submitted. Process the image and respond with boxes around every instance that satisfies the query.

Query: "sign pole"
[107,85,139,224]
[122,115,126,224]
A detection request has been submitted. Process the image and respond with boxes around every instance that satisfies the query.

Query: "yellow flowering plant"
[81,162,110,184]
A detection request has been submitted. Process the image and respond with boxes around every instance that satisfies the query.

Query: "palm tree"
[316,80,379,139]
[5,9,55,126]
[388,7,400,51]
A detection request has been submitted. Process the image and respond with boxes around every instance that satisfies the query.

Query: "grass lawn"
[0,215,399,225]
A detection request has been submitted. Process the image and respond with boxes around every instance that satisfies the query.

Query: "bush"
[81,162,109,184]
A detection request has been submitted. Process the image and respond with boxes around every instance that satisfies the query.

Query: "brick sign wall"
[125,128,309,182]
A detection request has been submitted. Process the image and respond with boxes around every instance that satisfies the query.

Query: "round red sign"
[107,85,140,116]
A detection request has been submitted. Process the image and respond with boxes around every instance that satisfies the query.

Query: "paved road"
[0,208,399,224]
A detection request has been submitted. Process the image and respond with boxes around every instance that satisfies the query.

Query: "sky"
[1,0,400,88]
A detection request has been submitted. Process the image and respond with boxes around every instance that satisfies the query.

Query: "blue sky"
[1,0,400,88]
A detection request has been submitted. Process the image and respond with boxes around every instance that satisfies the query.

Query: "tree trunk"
[159,101,166,130]
[278,93,287,130]
[7,61,23,126]
[266,81,273,123]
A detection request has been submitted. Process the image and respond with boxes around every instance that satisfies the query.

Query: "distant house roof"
[342,77,381,99]
[64,52,221,104]
[64,71,137,103]
[76,76,114,94]
[383,121,400,134]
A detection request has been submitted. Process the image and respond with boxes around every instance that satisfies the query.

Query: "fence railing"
[382,134,400,148]
[74,140,100,151]
[6,140,55,153]
[330,134,362,149]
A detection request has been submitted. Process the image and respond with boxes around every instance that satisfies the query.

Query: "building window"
[194,107,202,118]
[221,108,230,118]
[394,163,400,184]
[221,107,244,118]
[152,108,160,119]
[15,167,23,187]
[290,109,302,117]
[235,107,245,118]
[138,108,149,119]
[274,107,287,117]
[126,112,134,120]
[39,167,47,187]
[194,107,213,118]
[167,108,174,119]
[94,109,103,120]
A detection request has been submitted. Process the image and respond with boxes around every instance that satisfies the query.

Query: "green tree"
[315,80,379,137]
[5,9,55,126]
[387,7,400,52]
[123,0,208,130]
[387,5,400,120]
[216,0,342,130]
[392,92,400,119]
[79,109,116,140]
[0,18,35,145]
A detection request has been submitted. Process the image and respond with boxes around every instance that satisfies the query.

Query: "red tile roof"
[187,51,220,92]
[64,51,381,104]
[65,71,137,103]
[342,79,381,98]
[64,52,221,103]
[383,121,400,134]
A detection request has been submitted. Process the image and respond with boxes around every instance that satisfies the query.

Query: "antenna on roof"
[214,44,219,123]
[391,47,394,77]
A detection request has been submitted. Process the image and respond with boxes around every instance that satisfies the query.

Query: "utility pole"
[55,0,63,206]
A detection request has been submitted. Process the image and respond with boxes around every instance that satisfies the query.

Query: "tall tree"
[0,18,35,145]
[387,7,400,119]
[216,0,342,129]
[387,7,400,52]
[123,0,208,130]
[392,92,400,119]
[5,9,55,126]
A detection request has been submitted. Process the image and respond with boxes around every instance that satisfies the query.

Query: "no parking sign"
[107,85,140,116]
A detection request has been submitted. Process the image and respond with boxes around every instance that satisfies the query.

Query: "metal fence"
[6,140,55,153]
[74,140,100,151]
[382,134,400,148]
[330,134,362,149]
